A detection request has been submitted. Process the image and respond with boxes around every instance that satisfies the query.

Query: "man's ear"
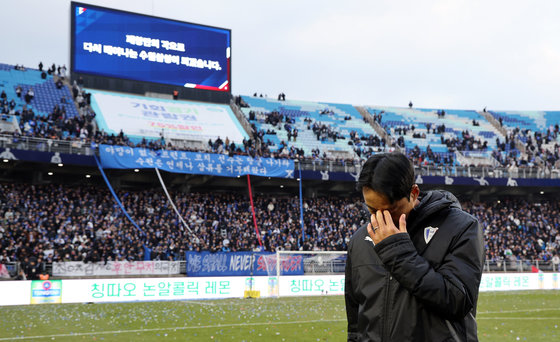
[410,184,420,201]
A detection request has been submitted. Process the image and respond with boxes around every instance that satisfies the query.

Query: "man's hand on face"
[367,210,407,245]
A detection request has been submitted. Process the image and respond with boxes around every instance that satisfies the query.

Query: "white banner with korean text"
[0,273,559,306]
[52,261,181,277]
[88,89,248,143]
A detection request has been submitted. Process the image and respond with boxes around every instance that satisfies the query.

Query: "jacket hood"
[408,190,461,232]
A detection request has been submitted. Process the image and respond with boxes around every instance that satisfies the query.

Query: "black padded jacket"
[345,190,485,342]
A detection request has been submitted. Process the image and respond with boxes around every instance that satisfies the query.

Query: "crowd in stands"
[443,130,489,152]
[311,121,344,142]
[37,62,67,77]
[370,110,560,169]
[466,198,560,265]
[245,110,363,162]
[1,182,559,279]
[369,110,383,123]
[407,145,455,166]
[1,64,96,145]
[206,135,274,159]
[515,127,560,172]
[484,125,560,177]
[2,62,560,172]
[0,184,359,279]
[0,91,17,115]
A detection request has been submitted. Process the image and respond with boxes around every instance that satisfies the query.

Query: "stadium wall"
[1,273,559,306]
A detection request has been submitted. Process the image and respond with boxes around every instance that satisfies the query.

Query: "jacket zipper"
[445,320,461,342]
[382,273,392,342]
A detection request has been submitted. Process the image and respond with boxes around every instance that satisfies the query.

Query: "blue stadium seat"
[242,95,381,158]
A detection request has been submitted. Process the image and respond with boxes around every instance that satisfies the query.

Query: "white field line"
[478,308,560,314]
[180,297,339,306]
[0,318,346,341]
[478,317,560,320]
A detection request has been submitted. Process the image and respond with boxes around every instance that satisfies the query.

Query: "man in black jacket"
[345,152,484,341]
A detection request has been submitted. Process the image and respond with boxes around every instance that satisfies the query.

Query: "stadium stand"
[2,63,553,171]
[1,182,559,279]
[365,106,515,166]
[0,183,359,278]
[465,199,560,263]
[0,63,78,121]
[0,63,97,145]
[1,61,560,281]
[489,110,560,172]
[240,95,385,161]
[490,110,559,133]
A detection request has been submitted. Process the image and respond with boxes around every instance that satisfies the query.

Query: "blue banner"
[185,252,304,277]
[0,147,95,166]
[99,144,294,178]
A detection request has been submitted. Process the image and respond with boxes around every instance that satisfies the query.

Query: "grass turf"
[0,291,559,341]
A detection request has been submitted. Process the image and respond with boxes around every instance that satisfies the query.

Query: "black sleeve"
[344,239,360,342]
[374,218,484,320]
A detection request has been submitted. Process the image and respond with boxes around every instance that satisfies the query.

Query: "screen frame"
[70,1,232,93]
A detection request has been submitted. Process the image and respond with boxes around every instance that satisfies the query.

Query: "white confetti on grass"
[0,319,345,341]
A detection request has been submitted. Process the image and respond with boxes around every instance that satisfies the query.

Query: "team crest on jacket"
[424,226,439,244]
[365,236,375,246]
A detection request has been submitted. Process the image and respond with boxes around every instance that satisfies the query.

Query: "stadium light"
[47,172,53,176]
[85,174,91,178]
[58,163,63,167]
[280,185,284,188]
[134,169,140,172]
[540,191,544,194]
[2,159,8,163]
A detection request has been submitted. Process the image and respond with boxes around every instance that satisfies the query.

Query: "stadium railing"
[1,133,558,179]
[299,158,558,179]
[7,258,551,281]
[0,262,20,279]
[484,259,559,273]
[0,133,94,155]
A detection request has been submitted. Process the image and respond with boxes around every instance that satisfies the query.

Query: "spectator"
[24,88,34,104]
[553,254,560,271]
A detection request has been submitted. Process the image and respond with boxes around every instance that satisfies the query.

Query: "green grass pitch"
[1,291,559,341]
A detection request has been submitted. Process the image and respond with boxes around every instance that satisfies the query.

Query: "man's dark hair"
[357,152,415,203]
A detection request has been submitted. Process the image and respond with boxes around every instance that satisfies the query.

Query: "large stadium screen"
[70,2,231,92]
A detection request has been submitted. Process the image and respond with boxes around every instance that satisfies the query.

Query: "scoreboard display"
[71,2,231,92]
